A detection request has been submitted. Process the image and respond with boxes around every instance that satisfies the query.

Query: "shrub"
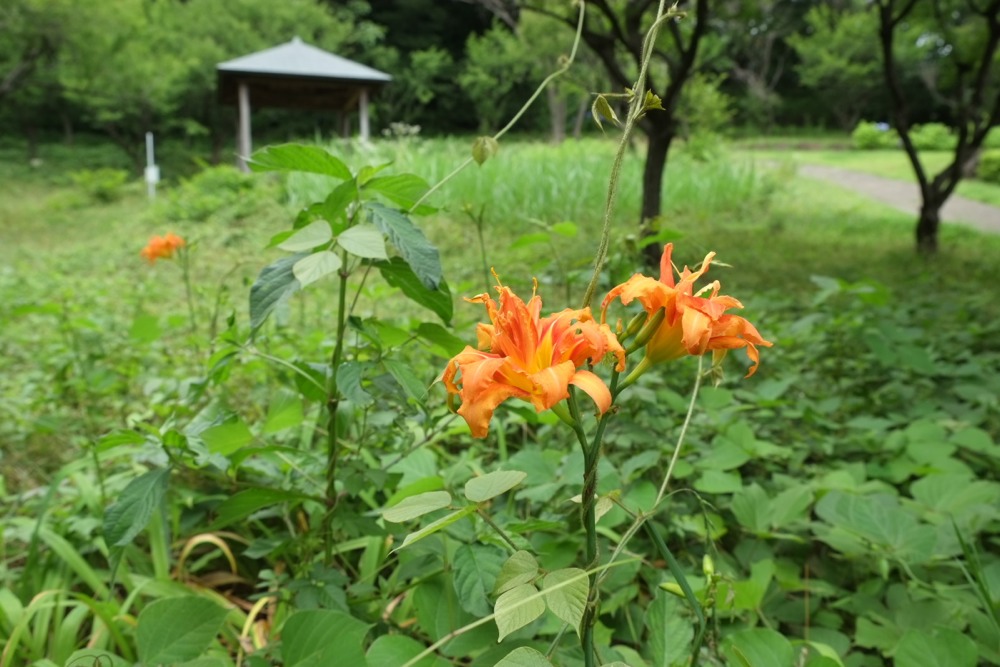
[158,164,271,223]
[976,150,1000,184]
[851,121,896,150]
[69,167,130,202]
[910,122,955,150]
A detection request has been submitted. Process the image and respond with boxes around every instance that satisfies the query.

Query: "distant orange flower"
[442,281,626,438]
[602,244,771,377]
[141,233,186,264]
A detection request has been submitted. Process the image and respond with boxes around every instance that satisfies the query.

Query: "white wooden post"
[144,132,160,200]
[359,88,370,141]
[237,82,252,172]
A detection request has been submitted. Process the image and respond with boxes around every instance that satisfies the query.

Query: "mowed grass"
[745,147,1000,206]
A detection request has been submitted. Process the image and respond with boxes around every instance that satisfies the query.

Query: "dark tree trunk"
[916,203,940,254]
[640,122,674,267]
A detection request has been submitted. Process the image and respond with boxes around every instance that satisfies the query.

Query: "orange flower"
[602,244,772,377]
[141,233,186,264]
[442,282,626,438]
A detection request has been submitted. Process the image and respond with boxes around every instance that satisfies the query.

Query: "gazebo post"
[217,38,390,147]
[237,82,252,172]
[359,89,370,141]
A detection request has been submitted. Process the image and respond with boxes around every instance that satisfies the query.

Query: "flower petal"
[570,370,613,415]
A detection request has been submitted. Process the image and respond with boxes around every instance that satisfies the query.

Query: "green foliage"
[851,121,897,150]
[977,150,1000,184]
[69,167,129,202]
[4,134,1000,666]
[910,123,956,151]
[158,164,274,224]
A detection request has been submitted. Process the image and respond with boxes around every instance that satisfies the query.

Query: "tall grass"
[285,137,782,294]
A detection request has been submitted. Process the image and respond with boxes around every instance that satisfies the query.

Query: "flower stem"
[567,389,600,667]
[323,251,351,557]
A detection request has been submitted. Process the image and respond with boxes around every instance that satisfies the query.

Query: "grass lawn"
[743,147,1000,206]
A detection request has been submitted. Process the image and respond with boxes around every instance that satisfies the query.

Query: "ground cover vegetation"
[2,1,1000,666]
[3,126,1000,665]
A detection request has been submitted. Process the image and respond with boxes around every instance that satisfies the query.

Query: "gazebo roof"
[217,36,391,83]
[216,37,391,109]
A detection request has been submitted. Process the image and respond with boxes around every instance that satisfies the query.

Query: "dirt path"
[794,164,1000,235]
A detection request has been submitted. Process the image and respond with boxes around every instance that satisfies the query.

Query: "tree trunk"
[24,123,38,162]
[62,113,74,146]
[640,124,674,267]
[915,201,941,254]
[546,85,566,144]
[572,95,588,139]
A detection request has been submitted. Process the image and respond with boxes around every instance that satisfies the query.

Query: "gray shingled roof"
[217,36,391,83]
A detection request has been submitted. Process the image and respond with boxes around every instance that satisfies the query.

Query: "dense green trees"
[3,0,1000,253]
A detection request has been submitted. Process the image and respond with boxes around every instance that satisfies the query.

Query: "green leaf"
[65,650,129,667]
[338,223,388,259]
[397,505,477,551]
[263,390,304,434]
[337,361,374,407]
[366,635,449,667]
[136,597,228,665]
[452,544,507,617]
[96,430,145,452]
[200,418,253,456]
[316,179,359,225]
[416,322,466,357]
[364,173,435,213]
[472,135,499,165]
[464,470,528,502]
[511,232,551,249]
[494,584,545,642]
[278,220,333,252]
[383,358,428,403]
[104,468,169,548]
[249,144,352,180]
[210,487,312,530]
[366,202,442,289]
[493,550,539,595]
[722,628,795,667]
[282,609,371,667]
[591,94,620,131]
[894,627,977,667]
[293,251,342,287]
[382,491,451,523]
[550,221,578,237]
[542,568,588,637]
[494,647,554,666]
[249,254,303,334]
[377,257,453,324]
[815,492,937,563]
[646,593,693,667]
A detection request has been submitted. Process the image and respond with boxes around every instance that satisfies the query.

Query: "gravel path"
[794,163,1000,235]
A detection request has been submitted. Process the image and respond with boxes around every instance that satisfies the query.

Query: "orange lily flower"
[602,244,772,377]
[442,281,626,438]
[141,233,186,264]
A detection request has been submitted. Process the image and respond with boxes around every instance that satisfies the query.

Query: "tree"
[788,2,888,131]
[0,0,69,103]
[876,0,1000,253]
[716,0,809,130]
[523,0,710,266]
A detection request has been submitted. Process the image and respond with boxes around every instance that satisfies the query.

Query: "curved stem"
[407,2,587,214]
[581,0,677,309]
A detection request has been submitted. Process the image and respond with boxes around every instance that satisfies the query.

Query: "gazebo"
[217,37,392,170]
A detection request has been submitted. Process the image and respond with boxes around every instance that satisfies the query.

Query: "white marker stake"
[144,132,160,200]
